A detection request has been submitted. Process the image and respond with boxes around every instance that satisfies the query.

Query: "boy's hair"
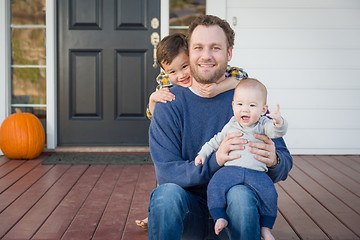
[235,78,268,104]
[156,33,188,68]
[188,15,235,49]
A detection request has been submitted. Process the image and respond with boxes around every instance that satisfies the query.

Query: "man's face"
[189,25,232,84]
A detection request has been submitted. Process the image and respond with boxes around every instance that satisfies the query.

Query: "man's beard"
[190,61,228,84]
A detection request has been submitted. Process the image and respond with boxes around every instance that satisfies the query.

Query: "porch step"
[44,146,150,153]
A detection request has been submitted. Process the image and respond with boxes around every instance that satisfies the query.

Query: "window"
[10,0,46,130]
[169,0,206,35]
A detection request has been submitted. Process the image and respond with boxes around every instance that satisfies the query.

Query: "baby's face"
[162,51,192,88]
[232,87,267,127]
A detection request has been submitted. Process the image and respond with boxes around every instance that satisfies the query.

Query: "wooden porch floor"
[0,154,359,240]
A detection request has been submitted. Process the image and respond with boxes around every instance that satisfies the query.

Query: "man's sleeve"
[267,137,293,183]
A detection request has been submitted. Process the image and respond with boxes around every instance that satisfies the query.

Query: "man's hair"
[235,78,268,104]
[156,33,188,67]
[188,15,235,48]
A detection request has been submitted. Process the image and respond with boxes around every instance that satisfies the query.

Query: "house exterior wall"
[208,0,360,154]
[1,0,359,155]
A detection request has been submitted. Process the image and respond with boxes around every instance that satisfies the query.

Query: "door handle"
[151,32,160,68]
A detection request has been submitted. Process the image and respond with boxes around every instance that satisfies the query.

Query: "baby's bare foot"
[135,217,148,230]
[261,227,275,240]
[214,218,228,235]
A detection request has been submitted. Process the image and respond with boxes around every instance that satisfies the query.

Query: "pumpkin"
[0,112,45,159]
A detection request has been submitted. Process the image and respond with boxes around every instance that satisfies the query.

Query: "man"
[148,15,292,240]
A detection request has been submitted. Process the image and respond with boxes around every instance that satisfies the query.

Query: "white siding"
[212,0,360,154]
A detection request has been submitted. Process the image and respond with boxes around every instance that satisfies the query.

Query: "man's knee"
[225,185,261,238]
[149,183,186,210]
[226,185,260,216]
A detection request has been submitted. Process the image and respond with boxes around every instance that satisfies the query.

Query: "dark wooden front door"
[58,0,160,145]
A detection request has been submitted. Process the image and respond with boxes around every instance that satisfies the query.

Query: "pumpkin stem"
[15,108,22,113]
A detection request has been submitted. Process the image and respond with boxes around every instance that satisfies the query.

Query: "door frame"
[0,0,11,155]
[46,0,57,149]
[47,0,169,149]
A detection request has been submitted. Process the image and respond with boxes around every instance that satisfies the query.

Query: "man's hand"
[216,132,246,166]
[248,134,277,168]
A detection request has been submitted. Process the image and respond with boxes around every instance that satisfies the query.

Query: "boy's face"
[162,51,192,88]
[189,25,232,84]
[232,87,268,127]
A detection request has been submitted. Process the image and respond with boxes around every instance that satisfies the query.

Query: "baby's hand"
[150,88,175,103]
[266,104,284,126]
[195,155,206,166]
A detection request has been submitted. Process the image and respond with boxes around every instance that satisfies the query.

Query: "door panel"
[58,0,160,145]
[116,0,146,29]
[116,50,145,117]
[69,50,102,119]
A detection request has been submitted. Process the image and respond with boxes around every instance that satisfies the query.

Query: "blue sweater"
[149,86,292,198]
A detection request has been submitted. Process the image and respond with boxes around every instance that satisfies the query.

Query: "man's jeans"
[148,183,261,240]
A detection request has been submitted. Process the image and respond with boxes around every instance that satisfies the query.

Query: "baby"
[195,78,288,240]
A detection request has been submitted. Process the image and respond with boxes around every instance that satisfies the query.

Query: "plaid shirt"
[146,66,248,119]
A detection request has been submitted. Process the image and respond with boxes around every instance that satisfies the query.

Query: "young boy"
[195,78,288,240]
[136,33,248,229]
[145,33,248,119]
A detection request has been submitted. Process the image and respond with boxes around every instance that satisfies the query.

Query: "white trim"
[46,0,57,149]
[160,0,169,39]
[169,26,188,29]
[0,0,11,155]
[12,104,48,108]
[11,65,47,68]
